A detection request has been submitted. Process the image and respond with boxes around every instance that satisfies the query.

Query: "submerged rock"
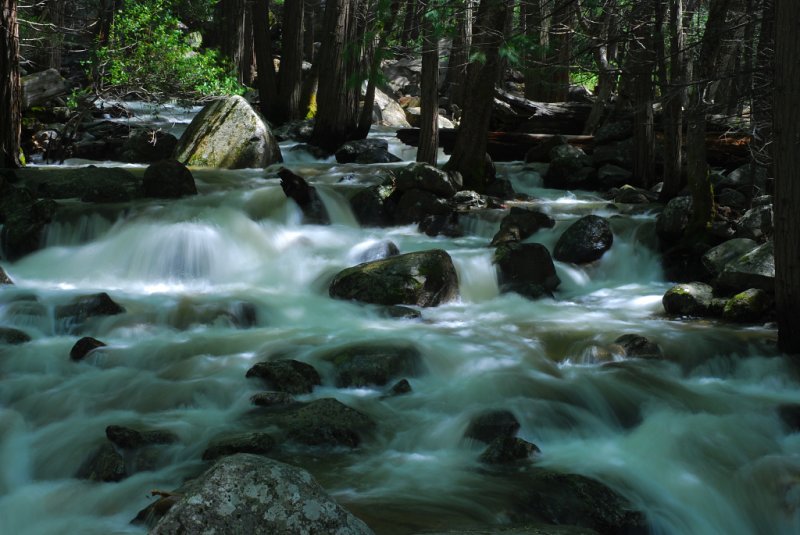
[321,342,425,388]
[76,443,126,482]
[202,432,276,461]
[553,215,613,264]
[662,282,715,317]
[105,425,177,450]
[280,398,375,448]
[55,293,125,326]
[613,334,662,360]
[146,454,374,534]
[479,436,540,465]
[494,242,561,299]
[464,410,521,444]
[329,249,459,307]
[0,327,31,345]
[722,288,772,323]
[245,359,322,394]
[386,378,412,396]
[69,336,106,361]
[174,95,282,168]
[142,159,197,198]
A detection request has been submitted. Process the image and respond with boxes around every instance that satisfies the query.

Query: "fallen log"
[22,69,70,109]
[491,88,596,134]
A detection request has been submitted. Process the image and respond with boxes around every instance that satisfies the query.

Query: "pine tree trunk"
[252,0,278,119]
[219,0,248,84]
[543,0,575,102]
[774,0,800,353]
[1,0,21,168]
[659,0,686,202]
[241,7,256,86]
[628,0,655,187]
[523,0,549,101]
[304,0,319,62]
[417,10,439,165]
[583,1,617,134]
[276,0,305,123]
[445,0,473,109]
[401,0,417,46]
[751,0,774,173]
[309,0,360,152]
[444,0,508,191]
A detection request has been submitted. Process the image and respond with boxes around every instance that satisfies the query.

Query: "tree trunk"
[774,0,800,353]
[309,0,361,152]
[276,0,305,123]
[659,0,686,202]
[444,0,509,192]
[751,0,774,173]
[304,0,319,62]
[401,0,418,46]
[523,0,549,101]
[583,1,617,134]
[252,0,278,119]
[1,0,21,168]
[628,0,656,187]
[542,0,575,102]
[445,0,473,109]
[241,7,256,86]
[417,7,439,165]
[219,0,248,84]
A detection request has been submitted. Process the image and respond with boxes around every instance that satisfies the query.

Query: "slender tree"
[1,0,21,168]
[659,0,687,201]
[252,0,278,117]
[417,2,439,164]
[445,0,473,109]
[773,0,799,353]
[276,0,305,123]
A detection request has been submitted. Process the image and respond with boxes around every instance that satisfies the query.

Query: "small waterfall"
[315,185,359,227]
[453,251,499,303]
[44,214,115,247]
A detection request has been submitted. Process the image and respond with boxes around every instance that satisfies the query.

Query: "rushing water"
[1,129,799,535]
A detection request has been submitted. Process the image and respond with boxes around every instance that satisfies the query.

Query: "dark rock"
[0,265,11,285]
[281,398,375,448]
[553,215,614,264]
[544,145,593,188]
[387,378,412,396]
[70,337,106,361]
[735,204,773,241]
[591,138,634,169]
[105,425,177,449]
[395,162,462,198]
[272,119,315,142]
[330,249,459,307]
[718,163,768,195]
[451,189,488,210]
[491,208,555,246]
[349,180,396,227]
[722,288,772,323]
[355,147,402,164]
[321,342,424,388]
[778,404,800,432]
[662,282,715,316]
[0,186,58,260]
[245,359,322,394]
[614,334,662,359]
[289,143,331,159]
[594,121,632,144]
[142,159,197,198]
[335,138,391,164]
[716,240,774,293]
[0,327,31,345]
[524,135,567,163]
[351,240,400,263]
[613,185,651,204]
[250,391,296,408]
[479,436,540,465]
[76,443,126,482]
[147,454,374,534]
[656,196,692,243]
[278,167,330,224]
[485,177,516,199]
[597,164,633,189]
[393,189,451,225]
[418,212,463,238]
[55,292,125,325]
[717,188,748,212]
[230,301,258,328]
[120,129,178,163]
[494,242,561,299]
[202,432,276,461]
[378,305,422,319]
[21,167,138,202]
[464,410,520,444]
[702,238,758,277]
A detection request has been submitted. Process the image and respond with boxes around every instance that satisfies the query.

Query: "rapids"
[1,125,799,535]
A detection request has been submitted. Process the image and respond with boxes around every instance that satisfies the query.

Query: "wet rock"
[0,186,58,260]
[147,454,374,534]
[512,468,647,535]
[553,215,613,264]
[76,443,126,482]
[335,139,392,164]
[119,129,178,163]
[0,265,11,285]
[735,204,773,241]
[202,432,276,461]
[656,196,692,243]
[0,327,31,345]
[349,180,396,227]
[716,240,774,293]
[330,249,459,307]
[722,288,772,323]
[491,208,555,246]
[272,119,315,142]
[524,135,567,163]
[778,404,800,432]
[321,342,424,388]
[281,398,375,448]
[494,242,561,299]
[479,436,540,465]
[662,282,715,316]
[245,359,322,394]
[597,164,633,189]
[702,238,758,278]
[378,305,422,319]
[418,212,463,238]
[613,185,652,204]
[174,95,283,168]
[70,336,106,361]
[464,410,521,444]
[614,334,662,359]
[544,145,593,188]
[105,425,177,449]
[55,292,125,326]
[386,378,412,396]
[167,299,257,330]
[289,143,331,159]
[395,162,462,199]
[250,391,296,408]
[18,166,138,202]
[393,189,452,225]
[351,240,400,263]
[142,159,197,198]
[278,167,330,224]
[354,147,402,164]
[451,189,489,210]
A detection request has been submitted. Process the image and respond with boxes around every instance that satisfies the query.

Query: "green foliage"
[93,0,243,99]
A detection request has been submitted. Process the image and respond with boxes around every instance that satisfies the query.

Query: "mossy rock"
[553,215,614,264]
[662,282,715,317]
[722,288,772,323]
[321,342,425,387]
[245,359,321,394]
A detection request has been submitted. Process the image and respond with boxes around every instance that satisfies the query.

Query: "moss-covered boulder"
[722,288,772,323]
[174,95,282,168]
[553,215,613,264]
[329,249,459,307]
[245,359,321,394]
[662,282,715,316]
[716,240,775,293]
[321,342,424,387]
[494,242,560,299]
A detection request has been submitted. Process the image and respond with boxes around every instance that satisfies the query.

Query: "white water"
[1,141,799,535]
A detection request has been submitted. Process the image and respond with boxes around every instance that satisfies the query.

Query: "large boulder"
[349,181,396,227]
[702,238,759,277]
[370,86,411,128]
[278,168,330,224]
[722,288,772,323]
[245,359,322,394]
[142,159,197,198]
[395,162,462,198]
[490,207,555,246]
[662,282,716,316]
[174,95,282,168]
[656,196,692,243]
[392,189,451,225]
[321,342,424,387]
[329,249,459,307]
[553,215,614,264]
[147,454,374,534]
[494,242,561,299]
[716,240,775,293]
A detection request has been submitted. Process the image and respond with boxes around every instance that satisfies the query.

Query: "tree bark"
[219,0,248,84]
[659,0,686,202]
[417,6,439,165]
[444,0,509,192]
[582,0,617,134]
[401,0,418,46]
[542,0,575,102]
[626,0,656,187]
[276,0,305,123]
[252,0,278,119]
[445,0,473,109]
[523,0,549,101]
[1,0,21,168]
[752,0,774,173]
[304,0,319,62]
[773,0,798,353]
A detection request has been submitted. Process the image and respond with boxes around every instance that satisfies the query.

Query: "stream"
[1,113,799,534]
